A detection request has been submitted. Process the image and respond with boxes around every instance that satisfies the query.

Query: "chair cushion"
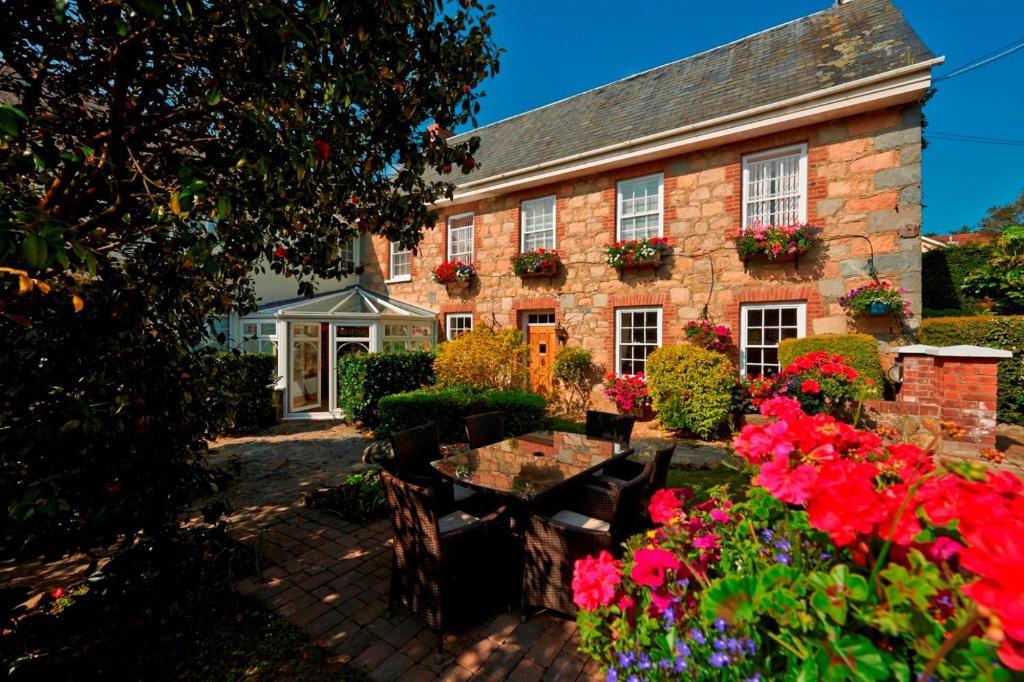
[438,510,481,534]
[552,509,610,533]
[453,484,476,502]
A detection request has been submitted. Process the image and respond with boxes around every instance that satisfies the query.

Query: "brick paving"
[215,421,603,681]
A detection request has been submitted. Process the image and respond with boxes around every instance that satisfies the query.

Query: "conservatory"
[239,285,438,419]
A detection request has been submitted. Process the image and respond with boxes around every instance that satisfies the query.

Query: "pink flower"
[649,488,684,524]
[710,509,731,524]
[692,533,721,550]
[572,551,621,611]
[630,548,681,588]
[757,453,818,505]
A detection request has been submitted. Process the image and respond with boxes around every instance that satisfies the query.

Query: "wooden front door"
[527,325,557,397]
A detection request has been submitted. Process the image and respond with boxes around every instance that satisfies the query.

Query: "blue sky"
[465,1,1024,234]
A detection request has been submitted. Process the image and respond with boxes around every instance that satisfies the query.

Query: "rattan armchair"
[381,470,512,658]
[386,424,457,512]
[522,471,648,619]
[464,411,505,449]
[595,444,676,527]
[585,410,635,444]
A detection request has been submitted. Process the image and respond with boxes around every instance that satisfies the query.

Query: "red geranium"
[630,548,681,589]
[648,488,684,524]
[572,551,621,610]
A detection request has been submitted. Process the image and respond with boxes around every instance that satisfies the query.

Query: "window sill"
[385,275,412,284]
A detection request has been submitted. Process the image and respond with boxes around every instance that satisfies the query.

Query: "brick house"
[252,0,942,418]
[354,0,940,403]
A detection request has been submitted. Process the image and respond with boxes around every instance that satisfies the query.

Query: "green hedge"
[376,385,547,441]
[922,243,994,314]
[213,351,278,431]
[645,344,735,439]
[337,351,435,427]
[777,334,884,397]
[920,316,1024,425]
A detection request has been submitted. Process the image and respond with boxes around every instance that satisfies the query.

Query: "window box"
[512,249,561,278]
[431,260,475,290]
[605,237,670,270]
[733,222,821,268]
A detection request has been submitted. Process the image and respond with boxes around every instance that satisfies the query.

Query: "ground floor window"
[383,322,432,352]
[289,323,321,412]
[740,302,806,376]
[445,313,473,340]
[240,320,278,354]
[615,307,662,375]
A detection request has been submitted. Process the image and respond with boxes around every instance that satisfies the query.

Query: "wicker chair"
[388,423,474,506]
[585,410,635,444]
[596,444,676,528]
[381,470,512,657]
[522,471,648,619]
[464,411,505,449]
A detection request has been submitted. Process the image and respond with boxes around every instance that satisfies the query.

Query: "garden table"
[430,430,633,502]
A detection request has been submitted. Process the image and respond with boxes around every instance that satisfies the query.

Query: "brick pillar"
[934,357,1000,447]
[896,354,936,405]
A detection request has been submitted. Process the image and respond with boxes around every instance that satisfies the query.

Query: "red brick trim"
[438,306,475,340]
[511,297,562,330]
[724,285,825,338]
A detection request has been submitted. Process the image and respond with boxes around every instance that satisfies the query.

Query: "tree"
[962,225,1024,314]
[0,0,500,556]
[977,188,1024,233]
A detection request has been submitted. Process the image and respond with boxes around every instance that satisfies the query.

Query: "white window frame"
[445,313,473,341]
[614,307,663,376]
[382,320,434,352]
[616,173,664,241]
[739,301,807,376]
[340,235,360,269]
[741,144,808,229]
[520,195,557,252]
[388,242,412,282]
[446,212,475,263]
[240,318,279,355]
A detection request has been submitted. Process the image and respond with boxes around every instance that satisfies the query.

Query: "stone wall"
[359,104,924,400]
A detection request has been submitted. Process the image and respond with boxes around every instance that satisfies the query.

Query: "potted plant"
[683,319,732,352]
[512,248,562,278]
[605,237,670,270]
[602,372,653,419]
[732,221,821,265]
[431,260,475,290]
[838,280,911,318]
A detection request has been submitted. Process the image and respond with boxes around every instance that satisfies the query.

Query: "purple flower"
[709,652,731,668]
[617,652,634,668]
[677,643,692,657]
[606,668,618,682]
[759,529,774,542]
[673,657,689,673]
[637,653,651,671]
[773,539,791,551]
[714,618,728,632]
[774,552,790,565]
[742,639,757,656]
[690,629,706,645]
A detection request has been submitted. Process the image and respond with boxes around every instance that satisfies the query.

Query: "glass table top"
[431,430,632,501]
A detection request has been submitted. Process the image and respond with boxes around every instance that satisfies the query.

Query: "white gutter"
[440,57,944,204]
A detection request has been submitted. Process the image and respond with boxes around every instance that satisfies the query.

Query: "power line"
[928,131,1024,146]
[934,36,1024,82]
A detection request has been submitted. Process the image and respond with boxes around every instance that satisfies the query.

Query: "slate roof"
[437,0,934,187]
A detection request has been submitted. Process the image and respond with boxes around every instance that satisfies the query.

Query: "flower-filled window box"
[512,248,561,278]
[431,260,475,290]
[839,280,911,318]
[683,319,732,352]
[733,221,821,266]
[605,237,670,270]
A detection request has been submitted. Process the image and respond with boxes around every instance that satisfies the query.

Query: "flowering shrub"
[605,237,670,267]
[575,396,1024,680]
[732,221,820,260]
[602,373,651,413]
[646,345,735,438]
[512,248,561,275]
[736,374,778,413]
[838,280,912,317]
[776,351,873,415]
[683,320,732,352]
[430,260,475,285]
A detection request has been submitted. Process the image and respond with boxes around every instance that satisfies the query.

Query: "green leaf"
[833,635,889,682]
[216,193,232,219]
[21,233,48,269]
[206,87,222,106]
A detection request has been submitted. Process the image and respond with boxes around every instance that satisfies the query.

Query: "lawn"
[666,466,750,501]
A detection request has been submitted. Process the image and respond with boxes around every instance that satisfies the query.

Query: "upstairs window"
[617,173,663,241]
[340,236,359,269]
[389,242,411,280]
[742,144,807,228]
[447,213,475,262]
[521,196,556,252]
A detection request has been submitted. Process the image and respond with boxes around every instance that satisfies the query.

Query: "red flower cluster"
[783,351,858,382]
[511,248,561,275]
[604,237,669,268]
[430,259,475,285]
[733,396,1024,669]
[683,319,732,352]
[649,488,683,524]
[602,373,651,413]
[572,550,622,611]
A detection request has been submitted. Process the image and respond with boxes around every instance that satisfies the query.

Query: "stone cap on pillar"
[893,344,1013,359]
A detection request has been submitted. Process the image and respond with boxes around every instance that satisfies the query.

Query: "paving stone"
[351,639,397,670]
[543,650,585,681]
[369,651,415,682]
[509,656,545,682]
[453,636,499,672]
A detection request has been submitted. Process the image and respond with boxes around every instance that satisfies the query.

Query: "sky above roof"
[464,0,1024,234]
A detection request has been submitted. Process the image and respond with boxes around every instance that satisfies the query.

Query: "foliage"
[511,248,561,275]
[604,237,669,267]
[922,243,994,314]
[920,316,1024,425]
[553,346,595,415]
[433,325,528,390]
[646,345,735,438]
[602,373,652,414]
[976,187,1024,233]
[2,528,368,681]
[303,469,387,525]
[574,397,1023,681]
[775,351,875,416]
[778,333,885,397]
[735,374,778,413]
[431,260,475,285]
[336,351,435,427]
[214,352,278,432]
[0,1,500,557]
[683,319,732,352]
[838,280,912,317]
[375,385,547,441]
[961,226,1024,314]
[732,221,821,260]
[664,467,751,503]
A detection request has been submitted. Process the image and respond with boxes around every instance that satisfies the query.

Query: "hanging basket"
[446,279,471,292]
[866,301,892,316]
